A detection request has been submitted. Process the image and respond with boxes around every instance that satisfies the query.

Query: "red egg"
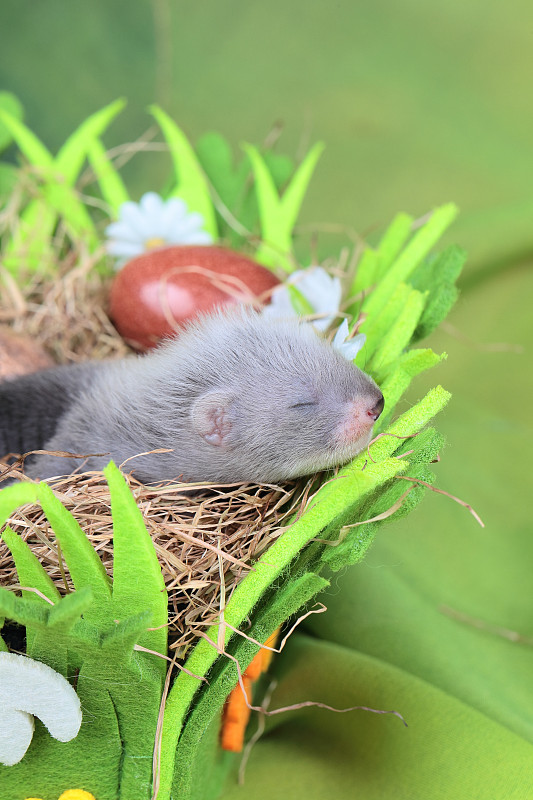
[109,245,281,350]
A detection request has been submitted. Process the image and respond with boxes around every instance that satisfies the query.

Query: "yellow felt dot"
[58,791,97,800]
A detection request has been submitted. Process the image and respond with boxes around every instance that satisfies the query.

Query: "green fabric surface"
[222,636,533,800]
[1,2,532,797]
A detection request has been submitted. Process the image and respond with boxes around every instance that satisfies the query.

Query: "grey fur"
[1,309,383,484]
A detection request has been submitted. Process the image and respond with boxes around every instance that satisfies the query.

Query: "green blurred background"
[1,1,532,797]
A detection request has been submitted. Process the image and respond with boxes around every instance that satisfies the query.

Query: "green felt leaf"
[0,91,23,152]
[87,136,130,212]
[410,245,466,342]
[0,633,7,652]
[37,482,112,622]
[363,202,458,318]
[244,141,324,271]
[54,97,125,185]
[410,243,466,294]
[149,105,218,239]
[195,131,243,209]
[0,584,91,631]
[104,462,168,662]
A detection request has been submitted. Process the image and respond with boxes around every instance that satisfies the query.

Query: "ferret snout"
[333,392,385,448]
[367,393,385,421]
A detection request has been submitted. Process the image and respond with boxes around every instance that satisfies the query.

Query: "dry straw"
[0,244,316,654]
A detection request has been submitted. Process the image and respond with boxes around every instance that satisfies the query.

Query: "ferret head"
[158,309,383,484]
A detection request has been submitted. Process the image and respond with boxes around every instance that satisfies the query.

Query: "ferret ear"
[191,390,236,448]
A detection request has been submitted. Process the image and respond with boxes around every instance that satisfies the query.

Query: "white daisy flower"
[262,266,342,331]
[332,318,366,361]
[105,192,213,266]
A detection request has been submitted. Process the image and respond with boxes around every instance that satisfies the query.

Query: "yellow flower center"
[25,791,96,800]
[144,237,167,249]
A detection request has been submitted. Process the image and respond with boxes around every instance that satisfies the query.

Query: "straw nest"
[0,248,315,654]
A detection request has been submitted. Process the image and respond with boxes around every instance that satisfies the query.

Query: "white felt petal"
[336,333,367,361]
[0,652,82,766]
[262,287,298,318]
[106,240,144,258]
[0,707,34,766]
[333,319,350,348]
[139,191,165,216]
[105,220,144,244]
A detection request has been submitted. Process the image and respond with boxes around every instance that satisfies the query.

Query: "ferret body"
[0,310,383,485]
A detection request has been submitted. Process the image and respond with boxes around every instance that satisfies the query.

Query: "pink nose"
[367,394,384,421]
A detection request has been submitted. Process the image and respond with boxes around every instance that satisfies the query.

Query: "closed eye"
[289,401,317,409]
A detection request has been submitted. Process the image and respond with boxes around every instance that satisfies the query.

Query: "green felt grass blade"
[349,247,379,298]
[87,136,130,212]
[43,182,97,241]
[2,199,57,274]
[1,525,60,605]
[159,455,406,782]
[322,427,445,570]
[356,282,412,364]
[37,483,112,620]
[1,524,61,654]
[350,211,414,298]
[169,572,328,800]
[47,586,93,628]
[0,481,40,527]
[0,109,54,168]
[149,105,218,239]
[375,211,414,280]
[54,98,125,185]
[0,162,18,199]
[104,462,168,663]
[363,203,458,318]
[375,348,446,431]
[244,141,324,271]
[369,287,426,377]
[364,385,451,463]
[0,586,49,628]
[0,91,23,153]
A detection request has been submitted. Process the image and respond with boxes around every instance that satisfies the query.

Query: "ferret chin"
[0,308,384,485]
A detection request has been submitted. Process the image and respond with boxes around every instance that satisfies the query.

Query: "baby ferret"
[0,309,384,485]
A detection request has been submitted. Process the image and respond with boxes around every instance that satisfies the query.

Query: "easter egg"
[109,245,280,350]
